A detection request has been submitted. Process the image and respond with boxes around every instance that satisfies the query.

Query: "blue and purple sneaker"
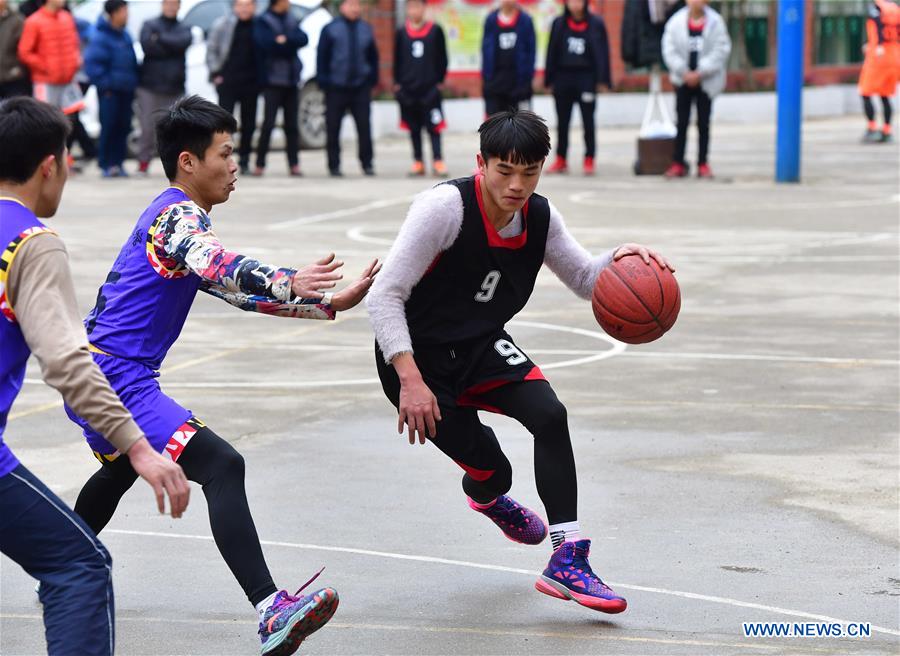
[535,539,627,614]
[258,571,339,656]
[468,494,548,545]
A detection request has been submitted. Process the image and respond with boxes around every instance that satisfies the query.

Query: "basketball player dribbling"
[366,109,674,613]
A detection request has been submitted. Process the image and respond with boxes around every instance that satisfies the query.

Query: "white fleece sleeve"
[543,200,616,299]
[366,184,464,362]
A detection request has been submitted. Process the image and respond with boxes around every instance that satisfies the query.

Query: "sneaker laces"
[271,567,326,608]
[494,497,531,529]
[571,544,610,591]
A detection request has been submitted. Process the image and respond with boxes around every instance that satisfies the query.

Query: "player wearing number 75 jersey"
[366,108,674,614]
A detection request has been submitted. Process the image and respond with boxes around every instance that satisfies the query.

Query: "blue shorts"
[65,353,193,457]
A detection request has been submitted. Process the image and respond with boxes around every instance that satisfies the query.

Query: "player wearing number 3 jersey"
[366,109,674,614]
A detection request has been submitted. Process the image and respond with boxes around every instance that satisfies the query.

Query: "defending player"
[65,96,378,656]
[1,96,189,655]
[859,0,900,143]
[366,109,673,614]
[394,0,449,177]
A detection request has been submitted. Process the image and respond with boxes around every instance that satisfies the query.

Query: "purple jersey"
[84,187,203,370]
[0,199,54,477]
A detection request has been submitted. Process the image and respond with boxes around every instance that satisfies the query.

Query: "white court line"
[569,191,900,211]
[268,196,414,230]
[104,528,900,638]
[347,225,395,246]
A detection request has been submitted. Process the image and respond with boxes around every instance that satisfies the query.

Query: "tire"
[299,80,326,150]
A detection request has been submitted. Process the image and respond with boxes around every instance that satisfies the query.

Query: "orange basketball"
[591,255,681,344]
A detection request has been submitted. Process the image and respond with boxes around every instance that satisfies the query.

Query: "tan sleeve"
[8,234,144,454]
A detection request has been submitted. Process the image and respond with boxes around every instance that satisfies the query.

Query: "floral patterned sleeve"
[157,202,297,301]
[199,281,335,320]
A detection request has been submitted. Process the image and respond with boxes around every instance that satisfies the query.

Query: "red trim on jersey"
[423,252,443,275]
[688,17,706,32]
[433,119,448,133]
[406,20,433,39]
[457,367,546,412]
[524,365,546,381]
[497,9,519,28]
[399,119,410,131]
[474,174,529,250]
[566,17,588,32]
[455,460,495,481]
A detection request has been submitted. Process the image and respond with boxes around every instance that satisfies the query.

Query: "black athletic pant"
[218,84,259,169]
[256,85,299,169]
[862,95,893,126]
[553,75,596,159]
[674,84,712,166]
[74,426,277,606]
[379,362,577,525]
[409,126,442,162]
[325,86,373,173]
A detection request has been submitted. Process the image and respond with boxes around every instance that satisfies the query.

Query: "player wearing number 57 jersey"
[366,109,674,614]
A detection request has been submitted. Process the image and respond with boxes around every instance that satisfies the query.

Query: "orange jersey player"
[859,0,900,142]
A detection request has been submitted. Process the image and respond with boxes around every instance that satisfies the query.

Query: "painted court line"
[0,614,791,652]
[268,196,414,230]
[104,528,900,639]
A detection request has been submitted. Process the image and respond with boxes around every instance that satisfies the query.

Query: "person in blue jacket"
[317,0,379,177]
[83,0,138,178]
[480,0,535,116]
[253,0,307,176]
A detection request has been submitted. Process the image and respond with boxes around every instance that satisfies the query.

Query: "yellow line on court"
[0,614,801,652]
[6,318,347,423]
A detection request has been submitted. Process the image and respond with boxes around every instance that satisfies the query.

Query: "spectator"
[207,0,260,175]
[253,0,307,176]
[136,0,191,174]
[317,0,378,177]
[661,0,731,179]
[544,0,611,176]
[84,0,138,178]
[393,0,449,178]
[68,13,98,165]
[0,0,29,99]
[480,0,535,116]
[17,0,82,113]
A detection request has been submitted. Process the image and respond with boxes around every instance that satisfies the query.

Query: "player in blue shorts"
[65,95,378,656]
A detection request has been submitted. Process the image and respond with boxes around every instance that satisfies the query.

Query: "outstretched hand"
[613,243,675,272]
[292,253,344,300]
[330,259,382,311]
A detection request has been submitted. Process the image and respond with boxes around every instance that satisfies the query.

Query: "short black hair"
[104,0,126,15]
[156,95,237,180]
[0,97,71,184]
[479,109,550,166]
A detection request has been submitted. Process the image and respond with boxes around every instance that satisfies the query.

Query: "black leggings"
[410,128,442,162]
[384,377,577,525]
[863,95,893,126]
[553,78,596,159]
[74,427,277,606]
[674,84,712,166]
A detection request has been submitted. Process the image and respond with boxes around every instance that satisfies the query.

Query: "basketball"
[592,255,681,344]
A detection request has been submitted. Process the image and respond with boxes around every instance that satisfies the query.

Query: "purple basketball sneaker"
[258,570,339,656]
[535,539,627,613]
[468,494,547,545]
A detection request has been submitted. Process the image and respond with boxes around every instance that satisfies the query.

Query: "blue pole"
[776,0,805,183]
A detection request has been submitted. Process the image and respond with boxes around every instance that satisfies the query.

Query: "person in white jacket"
[661,0,731,178]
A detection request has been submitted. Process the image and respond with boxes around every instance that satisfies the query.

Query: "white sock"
[256,591,278,620]
[549,521,581,550]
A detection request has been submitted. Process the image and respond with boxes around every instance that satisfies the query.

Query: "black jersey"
[404,176,551,347]
[557,18,592,71]
[486,16,519,94]
[393,21,448,95]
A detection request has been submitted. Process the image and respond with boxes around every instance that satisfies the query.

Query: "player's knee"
[534,398,568,438]
[217,444,246,479]
[486,459,513,495]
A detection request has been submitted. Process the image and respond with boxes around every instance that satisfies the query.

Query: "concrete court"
[1,116,898,655]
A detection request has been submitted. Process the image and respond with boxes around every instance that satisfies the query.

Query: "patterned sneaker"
[258,570,339,656]
[535,539,627,613]
[468,495,547,545]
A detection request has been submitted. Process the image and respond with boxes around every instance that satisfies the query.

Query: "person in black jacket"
[393,0,448,177]
[136,0,191,174]
[253,0,307,176]
[544,0,610,176]
[317,0,379,177]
